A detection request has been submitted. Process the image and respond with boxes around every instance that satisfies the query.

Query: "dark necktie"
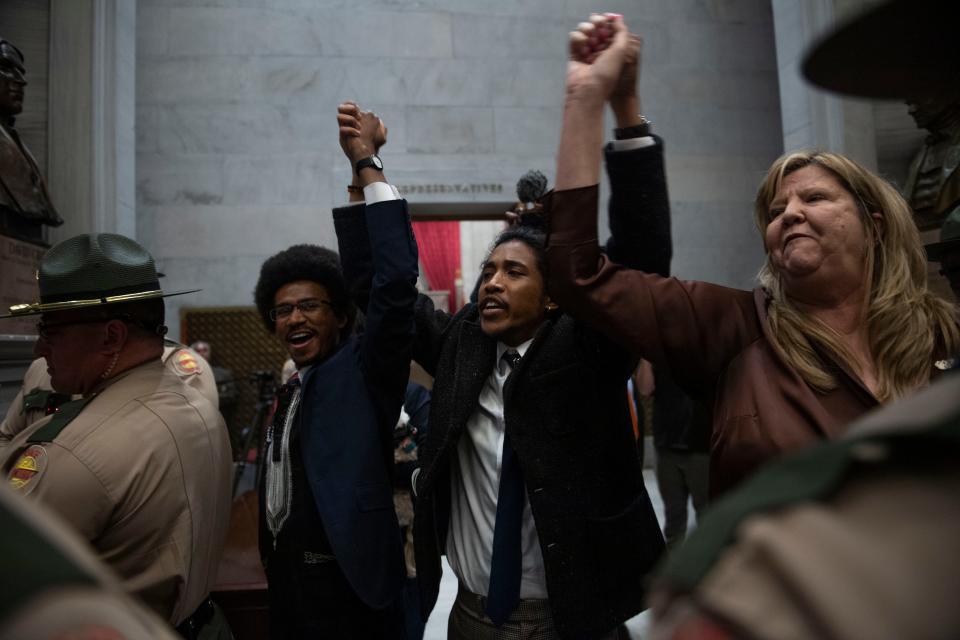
[486,350,524,626]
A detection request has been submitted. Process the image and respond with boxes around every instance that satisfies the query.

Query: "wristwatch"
[613,115,652,140]
[354,155,384,175]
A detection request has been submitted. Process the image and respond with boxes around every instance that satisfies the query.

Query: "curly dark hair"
[488,225,547,280]
[253,244,356,337]
[470,222,549,304]
[516,169,548,204]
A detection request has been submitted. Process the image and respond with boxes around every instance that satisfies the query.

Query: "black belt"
[175,597,215,640]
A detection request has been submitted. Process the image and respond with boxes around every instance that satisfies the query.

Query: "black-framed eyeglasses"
[269,299,334,322]
[36,318,108,340]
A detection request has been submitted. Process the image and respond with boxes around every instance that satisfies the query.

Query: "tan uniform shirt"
[649,375,960,640]
[0,484,180,640]
[1,359,233,626]
[691,468,960,640]
[1,341,218,447]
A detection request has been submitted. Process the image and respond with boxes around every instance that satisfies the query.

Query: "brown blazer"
[544,185,880,496]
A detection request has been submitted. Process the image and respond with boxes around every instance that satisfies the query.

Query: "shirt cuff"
[609,136,656,152]
[363,182,401,204]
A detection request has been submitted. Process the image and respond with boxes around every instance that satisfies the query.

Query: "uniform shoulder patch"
[171,349,202,376]
[8,444,47,494]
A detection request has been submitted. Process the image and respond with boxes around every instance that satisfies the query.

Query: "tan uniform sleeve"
[163,346,220,408]
[0,387,27,449]
[20,443,113,542]
[2,359,54,449]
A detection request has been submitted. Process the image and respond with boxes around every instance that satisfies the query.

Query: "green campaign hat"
[2,233,198,318]
[802,0,958,100]
[925,209,960,262]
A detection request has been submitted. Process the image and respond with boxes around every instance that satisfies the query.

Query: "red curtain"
[411,221,460,312]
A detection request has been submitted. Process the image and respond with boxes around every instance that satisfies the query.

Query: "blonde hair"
[753,150,959,402]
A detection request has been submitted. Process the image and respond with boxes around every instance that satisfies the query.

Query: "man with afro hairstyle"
[252,104,418,638]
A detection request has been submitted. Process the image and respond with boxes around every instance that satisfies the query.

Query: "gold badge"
[173,350,201,376]
[8,444,47,494]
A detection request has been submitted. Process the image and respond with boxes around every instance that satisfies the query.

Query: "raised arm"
[333,103,454,378]
[334,103,419,424]
[546,17,761,394]
[554,14,637,191]
[333,102,389,312]
[604,139,671,275]
[601,16,671,276]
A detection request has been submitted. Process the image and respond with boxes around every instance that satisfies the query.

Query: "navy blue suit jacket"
[295,197,419,609]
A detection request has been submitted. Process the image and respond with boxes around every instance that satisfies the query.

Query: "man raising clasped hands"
[253,102,417,638]
[334,15,671,639]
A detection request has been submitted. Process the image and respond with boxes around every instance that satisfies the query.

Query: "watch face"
[372,156,383,170]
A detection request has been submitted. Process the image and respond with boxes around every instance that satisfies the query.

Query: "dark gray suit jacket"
[337,140,671,638]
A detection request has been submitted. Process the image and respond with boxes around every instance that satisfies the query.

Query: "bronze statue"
[903,81,960,230]
[0,38,62,245]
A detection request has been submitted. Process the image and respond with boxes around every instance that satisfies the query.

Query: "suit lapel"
[502,316,559,403]
[448,317,496,439]
[420,316,495,490]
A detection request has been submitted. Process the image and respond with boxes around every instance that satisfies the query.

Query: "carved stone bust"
[0,38,62,245]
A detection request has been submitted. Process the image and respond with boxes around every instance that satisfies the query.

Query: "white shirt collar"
[496,338,533,363]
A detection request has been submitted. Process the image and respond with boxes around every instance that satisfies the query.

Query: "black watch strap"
[613,117,652,140]
[354,155,383,174]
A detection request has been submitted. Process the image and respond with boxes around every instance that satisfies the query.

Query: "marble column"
[771,0,880,170]
[48,0,136,243]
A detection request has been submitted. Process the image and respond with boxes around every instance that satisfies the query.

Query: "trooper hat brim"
[802,0,959,99]
[0,288,201,319]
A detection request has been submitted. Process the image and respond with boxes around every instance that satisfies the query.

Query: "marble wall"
[136,0,782,339]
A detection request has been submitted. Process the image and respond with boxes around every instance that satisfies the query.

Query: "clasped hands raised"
[337,102,387,164]
[567,13,643,106]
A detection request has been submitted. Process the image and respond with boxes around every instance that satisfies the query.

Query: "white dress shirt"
[445,338,549,599]
[362,181,401,203]
[610,135,655,151]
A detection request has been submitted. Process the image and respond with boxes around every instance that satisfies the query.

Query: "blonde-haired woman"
[544,15,959,496]
[755,151,957,403]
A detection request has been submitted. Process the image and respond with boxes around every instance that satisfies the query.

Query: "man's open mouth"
[480,299,507,318]
[286,330,314,347]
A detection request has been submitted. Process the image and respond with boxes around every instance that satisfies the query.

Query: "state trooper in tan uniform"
[1,340,218,447]
[0,483,180,640]
[0,233,233,639]
[648,373,960,640]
